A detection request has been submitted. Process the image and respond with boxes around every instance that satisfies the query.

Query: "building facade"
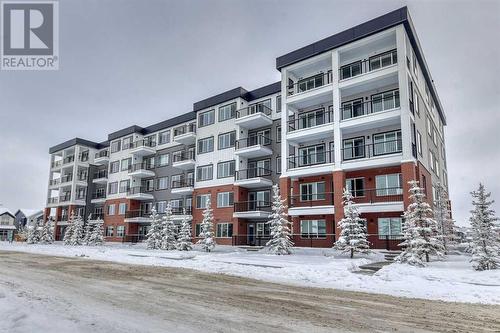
[44,7,449,249]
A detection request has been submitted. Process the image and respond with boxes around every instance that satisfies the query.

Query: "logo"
[1,1,59,70]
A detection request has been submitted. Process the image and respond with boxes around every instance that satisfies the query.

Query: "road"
[0,251,499,333]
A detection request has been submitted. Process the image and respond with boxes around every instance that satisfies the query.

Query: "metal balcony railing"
[287,71,332,96]
[79,151,89,162]
[60,174,73,183]
[171,179,194,188]
[341,139,402,161]
[127,186,153,195]
[93,170,108,179]
[233,201,272,213]
[235,136,272,149]
[92,190,106,199]
[339,49,397,80]
[63,155,75,164]
[341,91,400,120]
[235,168,272,181]
[289,192,334,208]
[173,151,195,162]
[288,150,334,169]
[128,162,155,173]
[47,197,58,204]
[51,160,62,168]
[288,108,333,132]
[130,139,156,149]
[59,194,71,202]
[173,123,196,137]
[95,150,109,159]
[236,104,272,118]
[348,187,404,203]
[49,178,61,186]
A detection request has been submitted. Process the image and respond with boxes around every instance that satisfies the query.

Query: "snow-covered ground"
[1,241,499,304]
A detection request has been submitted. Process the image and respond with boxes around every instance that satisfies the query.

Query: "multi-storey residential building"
[44,7,449,249]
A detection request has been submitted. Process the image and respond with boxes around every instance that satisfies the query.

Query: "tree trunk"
[426,252,429,262]
[350,248,354,259]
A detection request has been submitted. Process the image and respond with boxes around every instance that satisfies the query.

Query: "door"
[247,224,255,245]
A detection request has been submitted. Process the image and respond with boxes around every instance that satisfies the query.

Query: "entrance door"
[247,224,255,246]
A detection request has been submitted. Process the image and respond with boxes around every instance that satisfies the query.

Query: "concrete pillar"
[332,170,346,239]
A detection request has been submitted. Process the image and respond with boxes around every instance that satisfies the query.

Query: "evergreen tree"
[70,214,85,246]
[266,184,294,255]
[334,189,370,258]
[39,219,54,244]
[396,181,444,266]
[26,220,40,244]
[469,183,500,271]
[177,209,193,251]
[82,214,93,245]
[89,218,105,246]
[161,202,177,250]
[63,212,75,245]
[146,207,163,250]
[434,183,456,254]
[197,197,215,252]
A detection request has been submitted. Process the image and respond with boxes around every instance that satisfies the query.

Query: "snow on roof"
[17,209,43,218]
[0,207,14,216]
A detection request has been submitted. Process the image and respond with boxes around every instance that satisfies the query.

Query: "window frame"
[197,136,214,154]
[217,192,234,208]
[300,219,327,239]
[216,223,233,238]
[218,102,237,122]
[217,160,235,179]
[198,109,215,128]
[218,131,236,150]
[196,164,213,181]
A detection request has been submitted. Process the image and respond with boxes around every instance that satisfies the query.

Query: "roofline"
[275,6,446,125]
[48,138,103,154]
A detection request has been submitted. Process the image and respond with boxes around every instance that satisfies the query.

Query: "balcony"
[91,190,106,204]
[234,168,273,189]
[172,151,196,170]
[234,136,272,158]
[288,192,334,216]
[171,207,193,220]
[47,197,59,206]
[59,174,73,185]
[128,162,155,178]
[51,160,62,169]
[129,139,156,156]
[63,155,75,165]
[339,49,397,81]
[171,179,194,195]
[78,151,89,163]
[235,104,273,129]
[233,201,272,219]
[287,108,334,143]
[350,188,404,213]
[126,186,154,200]
[49,178,61,187]
[94,150,110,164]
[173,123,197,145]
[342,139,402,161]
[59,194,71,203]
[287,150,334,177]
[287,72,332,96]
[76,173,88,185]
[92,170,108,184]
[124,210,152,223]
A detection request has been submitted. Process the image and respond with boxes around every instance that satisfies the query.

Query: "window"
[158,130,170,144]
[218,131,236,150]
[107,204,115,216]
[414,91,420,115]
[122,136,133,150]
[412,51,418,76]
[276,156,281,174]
[369,49,397,71]
[110,140,121,153]
[197,164,213,181]
[195,224,202,237]
[371,90,400,113]
[157,153,169,167]
[198,109,215,127]
[217,160,235,178]
[416,131,423,156]
[276,126,281,142]
[342,137,365,160]
[117,226,125,237]
[341,98,364,120]
[276,95,281,113]
[429,151,435,171]
[433,129,438,146]
[427,117,432,136]
[109,161,120,174]
[298,144,326,166]
[108,182,118,195]
[118,203,127,215]
[346,178,365,197]
[196,194,211,209]
[378,218,402,238]
[198,137,214,154]
[375,174,402,196]
[218,102,236,122]
[300,182,326,201]
[217,192,234,208]
[119,180,130,193]
[105,226,114,237]
[156,176,168,190]
[171,174,182,187]
[156,201,167,213]
[340,61,362,80]
[297,108,328,129]
[121,158,132,171]
[300,220,326,238]
[216,223,233,238]
[373,130,402,155]
[143,179,154,191]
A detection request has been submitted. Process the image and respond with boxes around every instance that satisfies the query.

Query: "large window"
[156,201,167,213]
[218,102,236,122]
[110,140,121,153]
[276,95,281,113]
[121,158,132,171]
[375,174,402,196]
[158,130,170,145]
[105,226,114,236]
[373,130,402,155]
[109,161,120,174]
[217,160,235,179]
[369,49,397,71]
[378,218,402,239]
[416,131,423,156]
[198,109,215,127]
[157,153,169,167]
[298,144,325,166]
[218,131,236,150]
[118,203,127,215]
[217,192,234,208]
[107,204,115,216]
[108,182,118,195]
[122,136,133,150]
[371,90,400,113]
[297,108,328,129]
[300,220,326,238]
[341,98,364,120]
[195,224,202,237]
[117,226,125,237]
[196,194,211,209]
[198,137,214,154]
[342,137,365,160]
[196,164,213,181]
[300,182,326,201]
[119,180,130,193]
[156,176,168,190]
[346,178,365,197]
[216,223,233,238]
[340,61,362,80]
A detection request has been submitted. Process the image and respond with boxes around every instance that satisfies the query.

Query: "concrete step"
[358,261,392,272]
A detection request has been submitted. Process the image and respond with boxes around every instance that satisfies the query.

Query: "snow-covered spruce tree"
[89,218,104,246]
[266,184,294,255]
[469,183,500,271]
[396,180,444,266]
[161,202,177,250]
[433,183,456,254]
[26,221,40,244]
[63,212,76,245]
[177,209,192,251]
[70,214,85,246]
[39,219,54,244]
[197,197,215,252]
[146,207,163,250]
[334,189,370,258]
[82,214,93,245]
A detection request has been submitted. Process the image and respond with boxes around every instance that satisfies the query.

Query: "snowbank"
[0,242,498,304]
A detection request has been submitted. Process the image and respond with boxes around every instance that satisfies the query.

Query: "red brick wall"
[290,214,335,247]
[103,198,140,242]
[290,174,334,207]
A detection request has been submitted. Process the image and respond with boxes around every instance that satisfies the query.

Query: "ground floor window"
[377,218,403,239]
[300,220,326,238]
[216,223,233,238]
[105,226,114,237]
[117,225,125,237]
[138,225,150,236]
[256,222,270,236]
[195,224,201,237]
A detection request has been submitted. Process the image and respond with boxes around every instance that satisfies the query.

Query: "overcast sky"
[1,0,499,225]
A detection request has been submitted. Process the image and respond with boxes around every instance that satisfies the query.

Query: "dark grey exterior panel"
[49,138,102,154]
[193,87,248,112]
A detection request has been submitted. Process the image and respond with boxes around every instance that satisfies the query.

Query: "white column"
[280,69,290,178]
[332,50,342,169]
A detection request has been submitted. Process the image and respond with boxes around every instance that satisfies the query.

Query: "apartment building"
[44,7,449,249]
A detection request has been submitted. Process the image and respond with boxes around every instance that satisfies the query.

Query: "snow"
[0,242,499,304]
